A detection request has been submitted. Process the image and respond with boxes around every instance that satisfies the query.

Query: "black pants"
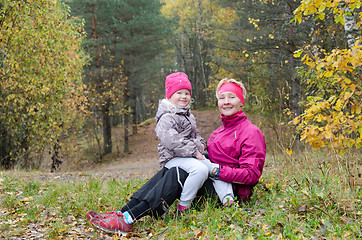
[120,167,216,220]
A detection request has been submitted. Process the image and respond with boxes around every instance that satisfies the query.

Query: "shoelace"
[100,213,122,223]
[98,210,118,219]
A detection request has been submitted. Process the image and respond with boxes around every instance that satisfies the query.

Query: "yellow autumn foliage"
[293,1,361,154]
[0,0,89,164]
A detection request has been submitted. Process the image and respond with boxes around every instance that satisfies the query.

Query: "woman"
[200,78,266,201]
[86,78,266,233]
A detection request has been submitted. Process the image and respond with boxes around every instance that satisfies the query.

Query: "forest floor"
[41,109,233,179]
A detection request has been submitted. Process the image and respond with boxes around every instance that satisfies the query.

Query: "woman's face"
[218,92,243,117]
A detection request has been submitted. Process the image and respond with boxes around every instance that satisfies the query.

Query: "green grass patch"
[0,151,361,239]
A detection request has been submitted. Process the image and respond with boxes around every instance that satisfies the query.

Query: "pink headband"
[218,82,244,104]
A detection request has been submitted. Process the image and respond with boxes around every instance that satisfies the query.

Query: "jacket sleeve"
[194,129,207,152]
[219,128,266,185]
[189,114,207,151]
[155,114,197,157]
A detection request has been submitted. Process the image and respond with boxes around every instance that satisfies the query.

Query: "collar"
[220,110,244,121]
[220,110,246,127]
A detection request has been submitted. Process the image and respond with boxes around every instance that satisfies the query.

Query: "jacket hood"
[155,99,190,123]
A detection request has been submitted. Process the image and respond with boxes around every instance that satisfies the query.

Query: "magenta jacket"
[207,111,266,201]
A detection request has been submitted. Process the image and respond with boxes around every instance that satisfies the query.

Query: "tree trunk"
[91,3,112,155]
[123,73,130,153]
[340,2,358,49]
[102,101,112,154]
[137,95,146,124]
[270,50,278,102]
[124,106,129,153]
[50,140,62,172]
[132,108,138,135]
[196,0,209,107]
[0,121,12,169]
[102,26,119,155]
[286,1,300,116]
[131,86,138,135]
[91,4,101,68]
[286,0,302,150]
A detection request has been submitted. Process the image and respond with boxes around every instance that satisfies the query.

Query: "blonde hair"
[216,78,247,102]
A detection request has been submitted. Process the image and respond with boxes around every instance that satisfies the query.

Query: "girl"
[155,72,209,212]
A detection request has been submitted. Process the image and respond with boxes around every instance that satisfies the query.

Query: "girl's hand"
[196,151,204,160]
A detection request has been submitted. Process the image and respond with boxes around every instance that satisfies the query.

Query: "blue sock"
[122,211,134,225]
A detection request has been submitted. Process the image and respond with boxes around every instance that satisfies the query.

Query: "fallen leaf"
[298,205,308,212]
[194,229,202,237]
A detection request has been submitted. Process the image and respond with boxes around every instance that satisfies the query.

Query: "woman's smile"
[218,92,243,117]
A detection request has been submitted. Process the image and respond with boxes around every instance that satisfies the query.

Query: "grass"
[0,151,361,239]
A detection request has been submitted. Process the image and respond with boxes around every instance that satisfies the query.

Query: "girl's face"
[169,89,191,107]
[218,92,243,117]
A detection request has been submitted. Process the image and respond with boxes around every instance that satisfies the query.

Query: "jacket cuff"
[217,165,223,180]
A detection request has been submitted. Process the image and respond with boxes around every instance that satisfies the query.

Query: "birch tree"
[0,0,88,168]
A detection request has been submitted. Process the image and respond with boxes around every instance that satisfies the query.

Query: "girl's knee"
[195,164,209,179]
[187,161,209,178]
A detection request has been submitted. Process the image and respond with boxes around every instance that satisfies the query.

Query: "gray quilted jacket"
[155,99,207,167]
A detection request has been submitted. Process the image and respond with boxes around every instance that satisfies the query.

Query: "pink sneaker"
[86,210,99,221]
[223,199,234,208]
[90,211,132,233]
[86,210,117,221]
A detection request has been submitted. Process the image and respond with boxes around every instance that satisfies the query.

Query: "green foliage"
[0,0,89,168]
[199,0,310,116]
[68,0,171,114]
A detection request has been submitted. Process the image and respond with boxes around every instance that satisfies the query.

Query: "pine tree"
[67,0,171,155]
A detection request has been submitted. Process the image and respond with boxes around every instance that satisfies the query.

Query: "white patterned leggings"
[165,157,209,207]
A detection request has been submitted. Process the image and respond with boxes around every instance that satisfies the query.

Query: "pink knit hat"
[165,72,192,99]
